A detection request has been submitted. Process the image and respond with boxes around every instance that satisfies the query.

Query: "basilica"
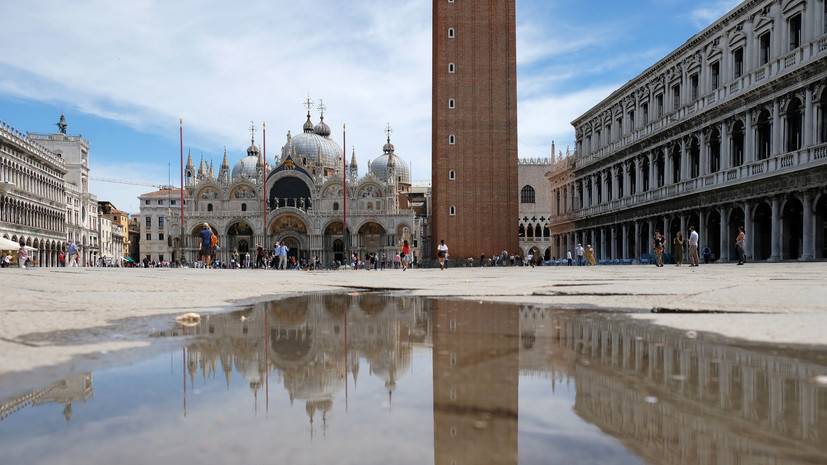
[148,107,417,265]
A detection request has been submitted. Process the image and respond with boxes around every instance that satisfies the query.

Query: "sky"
[0,0,741,213]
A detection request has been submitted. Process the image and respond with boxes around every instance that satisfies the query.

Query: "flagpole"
[179,118,185,265]
[262,121,267,246]
[343,123,348,265]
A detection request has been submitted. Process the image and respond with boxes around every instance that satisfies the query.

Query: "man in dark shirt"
[654,231,665,267]
[199,223,213,268]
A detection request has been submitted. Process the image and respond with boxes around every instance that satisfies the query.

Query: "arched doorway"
[358,222,386,259]
[281,236,302,260]
[728,206,745,259]
[753,202,773,260]
[815,194,827,259]
[270,176,312,210]
[270,214,309,261]
[669,217,681,260]
[227,221,253,266]
[782,197,803,260]
[706,210,721,261]
[625,223,635,260]
[324,221,346,263]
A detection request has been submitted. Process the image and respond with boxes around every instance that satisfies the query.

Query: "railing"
[784,52,797,68]
[819,37,827,52]
[754,67,766,81]
[729,80,740,93]
[726,169,738,181]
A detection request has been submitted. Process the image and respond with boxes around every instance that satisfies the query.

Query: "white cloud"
[516,21,605,66]
[689,0,742,28]
[88,162,171,214]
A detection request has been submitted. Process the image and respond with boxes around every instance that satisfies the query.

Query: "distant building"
[127,214,141,262]
[518,156,554,260]
[98,200,128,264]
[137,187,176,263]
[0,120,67,266]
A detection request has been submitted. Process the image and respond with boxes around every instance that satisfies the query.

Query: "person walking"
[688,226,700,267]
[735,226,746,265]
[585,245,596,266]
[255,244,265,269]
[437,240,449,270]
[576,243,585,266]
[654,231,665,267]
[673,231,685,266]
[199,223,213,269]
[278,242,288,270]
[17,241,28,269]
[401,240,411,271]
[566,250,573,266]
[68,241,79,267]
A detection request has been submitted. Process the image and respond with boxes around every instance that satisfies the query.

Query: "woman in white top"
[437,240,449,270]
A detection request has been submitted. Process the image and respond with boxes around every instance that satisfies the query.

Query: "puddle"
[2,294,827,465]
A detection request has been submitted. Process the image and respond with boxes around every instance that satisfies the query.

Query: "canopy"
[0,237,21,250]
[122,256,136,263]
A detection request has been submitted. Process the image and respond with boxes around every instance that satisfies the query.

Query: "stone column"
[744,110,754,164]
[699,210,707,252]
[610,227,617,259]
[591,175,598,206]
[663,217,671,255]
[634,221,641,260]
[802,192,814,261]
[680,142,689,181]
[772,99,781,156]
[680,214,687,239]
[770,196,781,261]
[719,206,730,262]
[665,146,673,185]
[611,167,620,200]
[700,132,708,177]
[622,224,629,259]
[636,157,644,193]
[602,170,609,203]
[600,228,607,260]
[590,229,596,253]
[647,219,655,253]
[721,121,730,171]
[804,86,814,147]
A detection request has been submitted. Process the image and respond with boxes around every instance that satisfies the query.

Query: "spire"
[551,140,556,158]
[221,146,229,168]
[303,96,314,133]
[56,113,67,135]
[383,123,395,154]
[186,149,193,169]
[350,147,358,166]
[249,120,256,146]
[208,160,214,177]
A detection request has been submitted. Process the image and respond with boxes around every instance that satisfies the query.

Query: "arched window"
[731,120,745,167]
[448,170,456,180]
[757,109,772,160]
[333,202,339,211]
[449,205,456,216]
[241,203,247,212]
[521,185,536,204]
[786,97,803,152]
[207,203,213,212]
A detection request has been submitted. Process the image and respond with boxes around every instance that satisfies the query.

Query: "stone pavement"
[2,263,827,376]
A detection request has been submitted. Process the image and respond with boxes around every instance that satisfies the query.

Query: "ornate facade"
[148,108,417,265]
[552,0,827,262]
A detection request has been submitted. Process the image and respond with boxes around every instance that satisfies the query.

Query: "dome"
[282,114,342,170]
[369,139,411,185]
[247,144,260,157]
[232,155,259,180]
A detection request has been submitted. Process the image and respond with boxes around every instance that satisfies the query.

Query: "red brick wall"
[432,0,519,260]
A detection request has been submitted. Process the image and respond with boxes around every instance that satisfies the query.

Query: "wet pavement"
[2,294,827,465]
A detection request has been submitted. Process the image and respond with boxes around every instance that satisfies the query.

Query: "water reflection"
[1,295,827,465]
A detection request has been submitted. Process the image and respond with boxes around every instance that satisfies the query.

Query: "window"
[628,110,635,131]
[158,233,164,241]
[207,203,213,212]
[656,94,664,117]
[788,14,802,50]
[447,27,455,39]
[733,48,744,78]
[145,233,151,240]
[241,203,247,212]
[333,202,339,211]
[690,74,699,101]
[521,185,536,204]
[672,85,681,110]
[449,205,456,216]
[448,134,456,145]
[448,63,455,73]
[759,32,771,65]
[157,199,164,205]
[448,98,456,109]
[171,200,176,205]
[642,103,649,125]
[448,170,456,180]
[144,200,150,205]
[158,216,165,228]
[159,254,164,262]
[710,62,720,90]
[145,216,151,228]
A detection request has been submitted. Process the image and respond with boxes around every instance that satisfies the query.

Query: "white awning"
[0,236,20,250]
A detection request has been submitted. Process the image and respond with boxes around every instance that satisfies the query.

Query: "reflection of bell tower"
[431,300,519,465]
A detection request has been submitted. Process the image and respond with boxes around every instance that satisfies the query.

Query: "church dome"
[282,113,342,169]
[232,155,259,180]
[369,137,411,185]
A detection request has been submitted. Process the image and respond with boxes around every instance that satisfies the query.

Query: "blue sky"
[0,0,740,212]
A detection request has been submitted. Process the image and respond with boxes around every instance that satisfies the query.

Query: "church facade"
[152,108,417,266]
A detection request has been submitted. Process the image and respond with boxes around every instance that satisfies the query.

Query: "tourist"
[279,243,288,270]
[2,253,11,268]
[702,246,712,264]
[654,231,664,267]
[673,231,684,266]
[688,226,700,267]
[17,241,28,269]
[585,244,596,266]
[199,223,213,269]
[210,233,219,266]
[143,255,150,268]
[735,226,746,265]
[255,244,265,269]
[437,240,449,270]
[68,241,79,267]
[576,243,585,266]
[58,251,65,267]
[401,240,411,271]
[566,250,573,266]
[527,251,534,268]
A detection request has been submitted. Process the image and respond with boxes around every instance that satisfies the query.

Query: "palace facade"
[143,108,418,265]
[550,0,827,262]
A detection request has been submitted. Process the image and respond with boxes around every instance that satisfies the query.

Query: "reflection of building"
[0,119,67,266]
[0,373,92,423]
[176,293,429,429]
[430,299,519,465]
[431,0,518,260]
[552,0,827,262]
[517,306,827,464]
[141,105,419,264]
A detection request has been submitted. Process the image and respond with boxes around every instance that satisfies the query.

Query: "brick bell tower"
[431,0,518,261]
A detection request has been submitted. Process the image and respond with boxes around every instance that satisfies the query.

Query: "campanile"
[432,0,518,260]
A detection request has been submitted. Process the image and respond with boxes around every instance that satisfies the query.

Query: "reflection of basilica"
[0,373,92,423]
[179,293,429,428]
[158,103,417,265]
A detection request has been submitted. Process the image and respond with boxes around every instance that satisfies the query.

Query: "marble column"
[719,206,730,262]
[610,227,617,259]
[721,121,730,171]
[770,196,781,261]
[680,142,689,181]
[590,230,596,253]
[772,99,781,156]
[804,87,814,147]
[648,154,656,189]
[634,221,641,260]
[699,210,707,252]
[680,214,687,239]
[636,158,645,193]
[744,110,754,164]
[802,192,814,261]
[647,219,655,253]
[622,224,629,260]
[600,228,607,260]
[743,201,753,260]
